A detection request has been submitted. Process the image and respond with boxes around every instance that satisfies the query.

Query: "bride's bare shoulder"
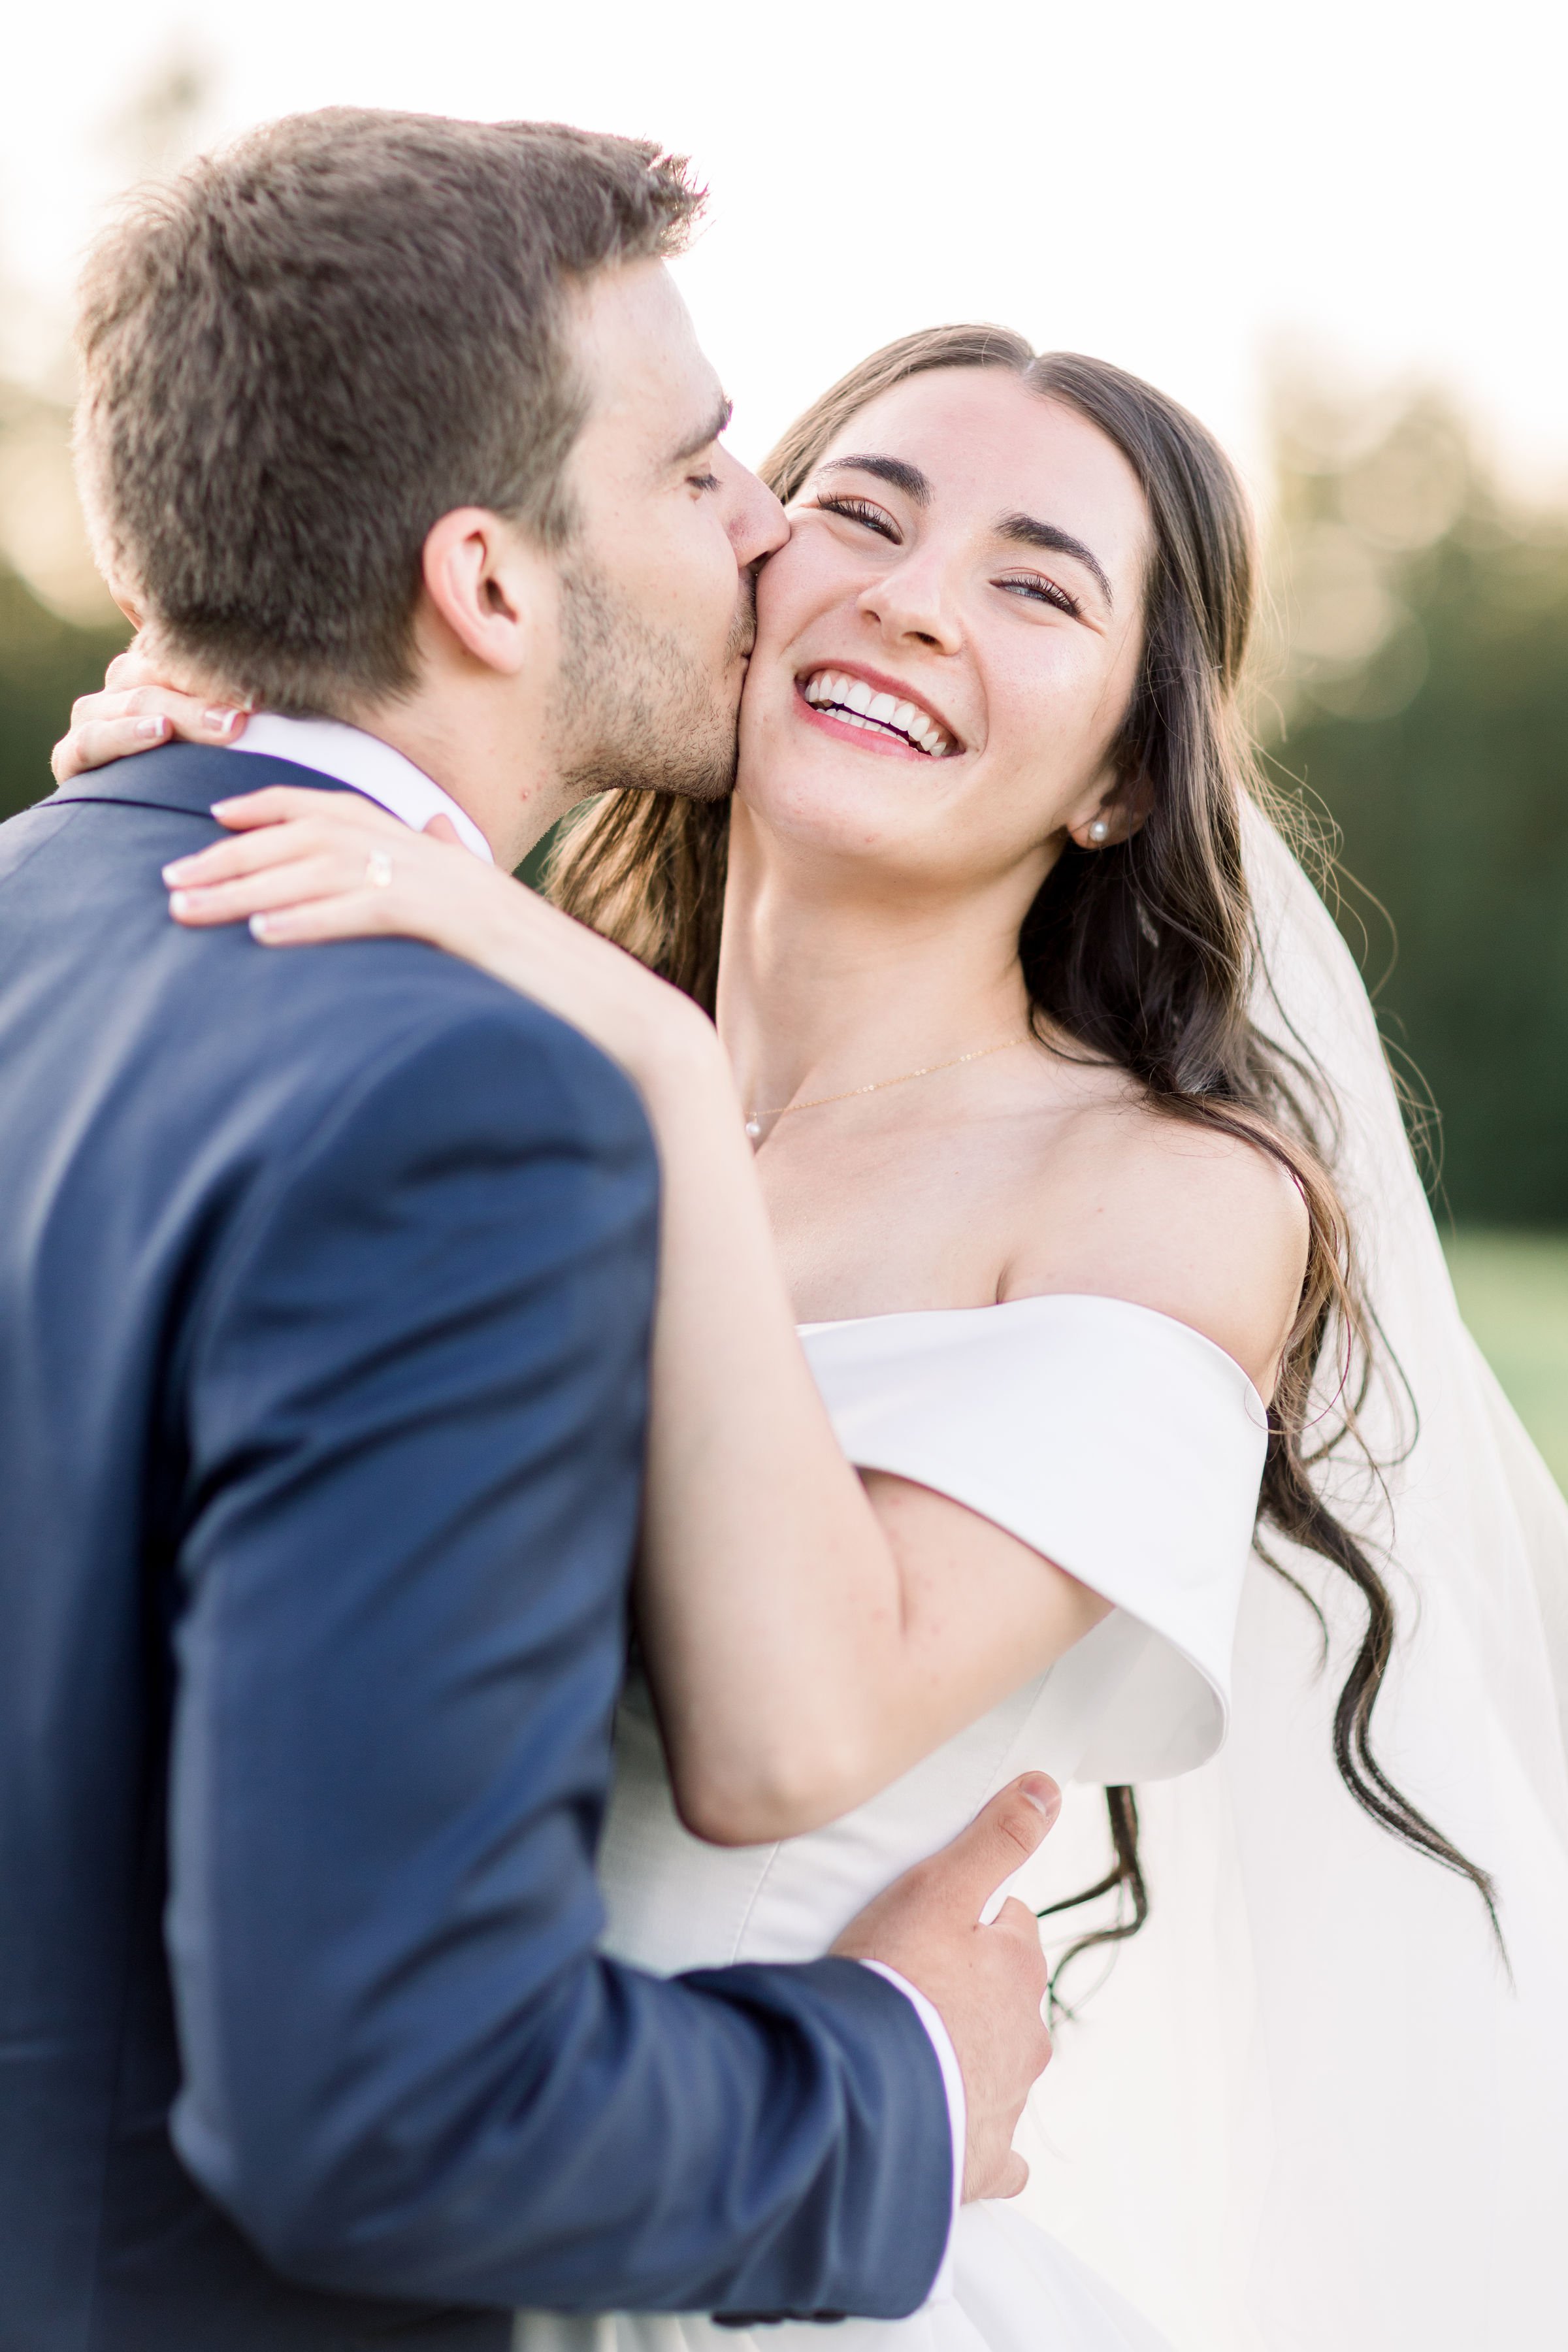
[1001,1082,1311,1397]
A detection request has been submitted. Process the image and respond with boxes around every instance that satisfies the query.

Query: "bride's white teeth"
[798,669,955,757]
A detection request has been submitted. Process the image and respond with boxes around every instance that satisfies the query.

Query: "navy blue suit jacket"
[0,743,952,2351]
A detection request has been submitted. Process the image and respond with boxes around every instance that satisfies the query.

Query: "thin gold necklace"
[743,1034,1031,1142]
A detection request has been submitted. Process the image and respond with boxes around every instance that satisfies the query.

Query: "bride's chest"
[758,1123,1039,1323]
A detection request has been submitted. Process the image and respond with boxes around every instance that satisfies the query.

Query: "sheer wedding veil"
[1017,802,1568,2352]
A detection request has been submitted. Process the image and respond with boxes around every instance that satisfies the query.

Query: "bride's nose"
[855,547,963,655]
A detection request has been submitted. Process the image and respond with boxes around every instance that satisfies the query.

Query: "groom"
[2,110,1056,2348]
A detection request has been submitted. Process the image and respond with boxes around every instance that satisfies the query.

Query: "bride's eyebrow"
[815,454,931,505]
[996,512,1115,608]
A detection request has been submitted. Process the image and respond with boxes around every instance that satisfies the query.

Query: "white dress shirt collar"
[230,713,495,864]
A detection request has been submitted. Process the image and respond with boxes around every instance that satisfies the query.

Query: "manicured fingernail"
[249,913,276,940]
[210,797,242,815]
[135,716,167,740]
[168,890,195,916]
[162,857,195,883]
[205,707,240,735]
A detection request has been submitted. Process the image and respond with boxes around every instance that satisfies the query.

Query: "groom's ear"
[418,508,555,681]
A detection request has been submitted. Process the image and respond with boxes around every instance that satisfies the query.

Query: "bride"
[60,331,1568,2349]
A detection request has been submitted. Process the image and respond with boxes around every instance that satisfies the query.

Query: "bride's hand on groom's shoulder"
[51,638,251,782]
[163,784,718,1090]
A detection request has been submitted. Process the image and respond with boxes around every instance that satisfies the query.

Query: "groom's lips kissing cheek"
[792,661,961,762]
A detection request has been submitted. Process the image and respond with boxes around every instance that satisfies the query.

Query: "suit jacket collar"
[42,740,369,825]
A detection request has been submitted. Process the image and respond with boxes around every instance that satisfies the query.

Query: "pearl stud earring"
[1088,818,1110,844]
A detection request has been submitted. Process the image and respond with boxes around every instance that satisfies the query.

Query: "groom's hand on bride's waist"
[832,1773,1059,2203]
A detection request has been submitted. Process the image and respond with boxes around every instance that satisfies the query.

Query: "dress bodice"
[599,1296,1267,1976]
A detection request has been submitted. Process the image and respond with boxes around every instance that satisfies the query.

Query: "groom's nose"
[717,447,789,570]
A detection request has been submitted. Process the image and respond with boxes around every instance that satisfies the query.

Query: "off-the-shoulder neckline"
[798,1290,1268,1417]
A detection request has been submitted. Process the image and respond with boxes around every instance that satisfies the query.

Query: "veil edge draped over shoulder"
[1015,803,1568,2352]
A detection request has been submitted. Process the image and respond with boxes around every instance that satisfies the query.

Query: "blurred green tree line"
[0,380,127,815]
[3,369,1567,1225]
[0,566,124,821]
[1264,380,1568,1223]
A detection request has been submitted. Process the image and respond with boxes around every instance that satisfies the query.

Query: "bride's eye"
[811,494,900,543]
[995,570,1082,617]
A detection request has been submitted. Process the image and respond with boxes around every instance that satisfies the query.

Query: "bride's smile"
[794,666,958,760]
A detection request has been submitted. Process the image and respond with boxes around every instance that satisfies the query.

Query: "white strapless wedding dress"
[515,1294,1267,2352]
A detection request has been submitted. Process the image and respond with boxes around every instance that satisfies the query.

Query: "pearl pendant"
[744,1117,762,1140]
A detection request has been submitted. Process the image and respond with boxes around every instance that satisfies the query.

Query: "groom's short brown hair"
[74,110,702,712]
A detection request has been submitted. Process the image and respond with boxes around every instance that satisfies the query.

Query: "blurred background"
[4,0,1567,1477]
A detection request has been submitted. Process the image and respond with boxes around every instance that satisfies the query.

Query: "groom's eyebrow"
[817,454,932,504]
[670,396,734,466]
[997,513,1115,608]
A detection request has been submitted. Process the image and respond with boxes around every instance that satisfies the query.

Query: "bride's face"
[737,368,1151,890]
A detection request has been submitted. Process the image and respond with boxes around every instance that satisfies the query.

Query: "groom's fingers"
[832,1776,1058,1960]
[831,1778,1055,2209]
[923,1774,1061,1921]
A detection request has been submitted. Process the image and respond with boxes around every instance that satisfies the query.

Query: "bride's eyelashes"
[812,493,901,541]
[809,495,1083,617]
[994,571,1083,619]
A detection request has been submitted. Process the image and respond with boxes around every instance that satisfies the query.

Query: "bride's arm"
[160,789,1245,1843]
[612,1009,1111,1844]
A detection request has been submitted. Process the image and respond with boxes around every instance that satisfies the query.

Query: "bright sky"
[4,0,1565,504]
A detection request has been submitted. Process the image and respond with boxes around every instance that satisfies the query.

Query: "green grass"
[1443,1230,1568,1492]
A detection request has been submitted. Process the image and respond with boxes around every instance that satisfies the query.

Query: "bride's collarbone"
[763,1081,1287,1341]
[764,1128,1093,1326]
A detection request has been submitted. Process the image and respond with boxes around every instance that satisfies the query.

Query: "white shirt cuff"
[858,1960,962,2305]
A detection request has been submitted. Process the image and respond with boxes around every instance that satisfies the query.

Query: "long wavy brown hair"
[547,326,1497,1993]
